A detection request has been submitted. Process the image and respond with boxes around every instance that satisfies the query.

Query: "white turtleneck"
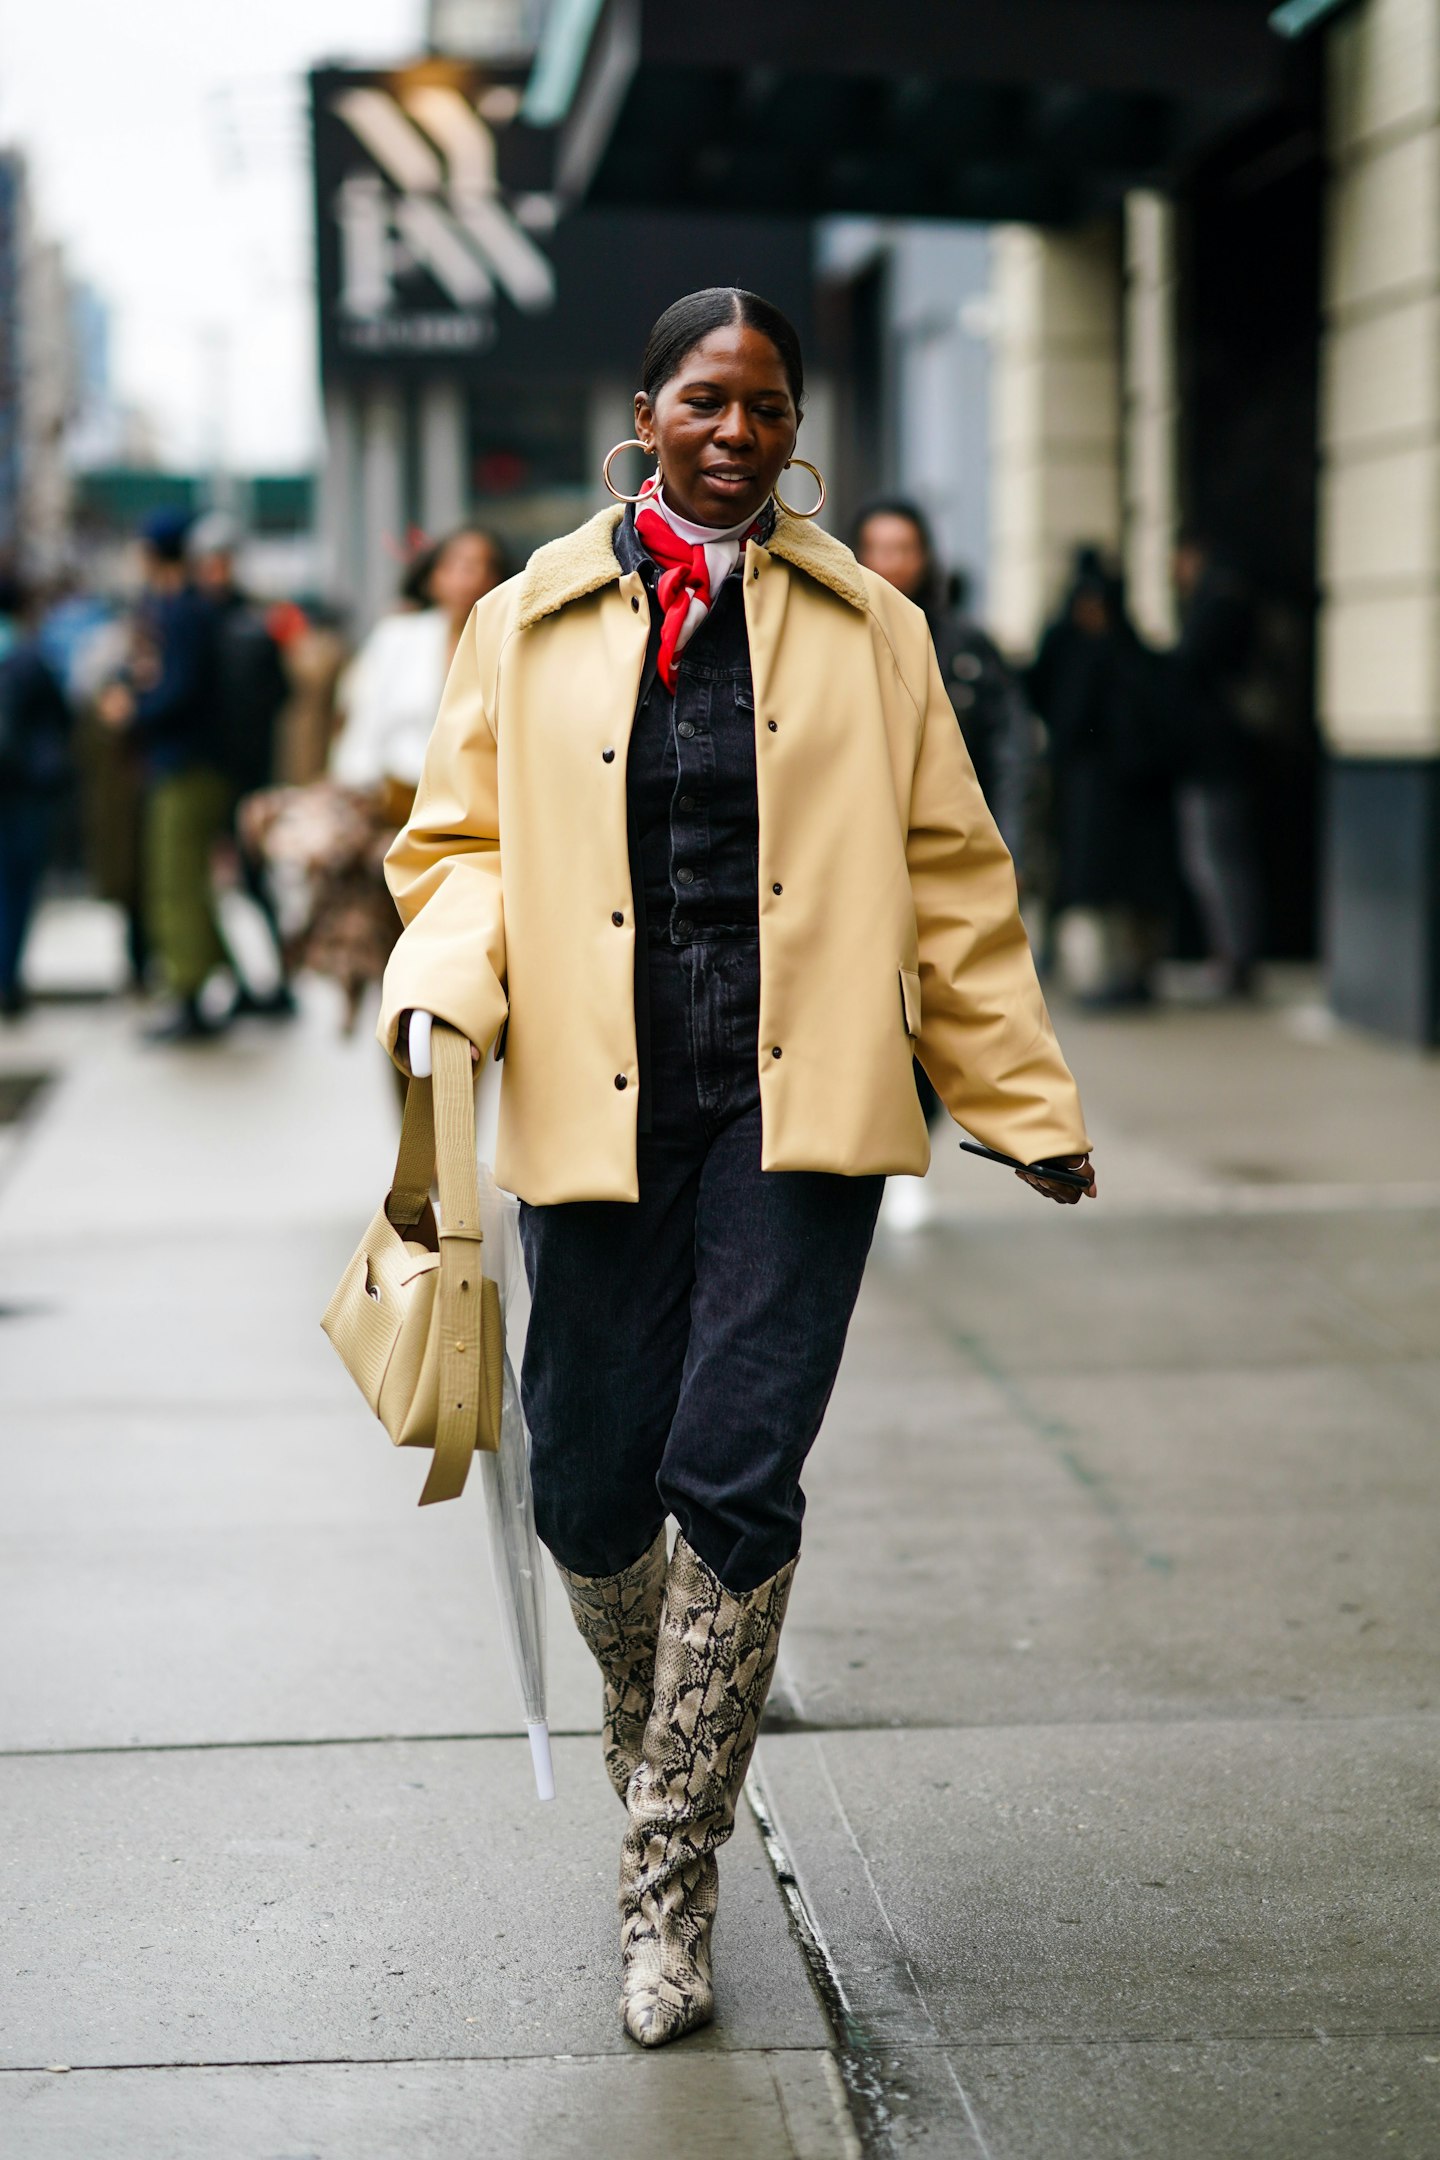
[643,484,760,654]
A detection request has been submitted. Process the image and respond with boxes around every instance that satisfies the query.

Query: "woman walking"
[379,288,1094,2048]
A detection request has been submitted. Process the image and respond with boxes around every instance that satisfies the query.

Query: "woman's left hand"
[1018,1154,1096,1206]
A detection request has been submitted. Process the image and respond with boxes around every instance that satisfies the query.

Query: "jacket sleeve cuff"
[376,950,508,1072]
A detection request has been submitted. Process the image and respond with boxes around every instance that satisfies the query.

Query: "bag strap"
[386,1072,438,1232]
[385,1025,487,1507]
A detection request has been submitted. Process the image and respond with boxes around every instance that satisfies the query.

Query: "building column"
[587,379,642,507]
[418,379,467,540]
[358,379,406,633]
[319,387,359,612]
[1320,0,1440,1042]
[1123,192,1180,647]
[988,221,1122,657]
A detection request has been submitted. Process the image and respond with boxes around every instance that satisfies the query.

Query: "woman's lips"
[703,467,757,489]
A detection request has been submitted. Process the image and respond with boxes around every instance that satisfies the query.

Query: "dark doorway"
[1178,98,1324,959]
[818,256,888,534]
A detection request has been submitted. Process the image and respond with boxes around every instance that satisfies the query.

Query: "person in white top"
[330,528,508,792]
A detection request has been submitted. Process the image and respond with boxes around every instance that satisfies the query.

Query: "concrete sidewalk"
[1,920,1438,2156]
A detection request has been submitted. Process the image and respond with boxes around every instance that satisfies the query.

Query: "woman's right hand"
[1018,1153,1096,1205]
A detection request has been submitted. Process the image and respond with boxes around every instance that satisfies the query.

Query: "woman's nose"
[713,405,756,446]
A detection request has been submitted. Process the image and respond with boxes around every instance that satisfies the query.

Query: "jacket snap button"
[771,1045,782,1059]
[602,747,616,763]
[614,1073,628,1090]
[767,720,778,733]
[676,867,694,885]
[611,911,624,926]
[772,882,783,895]
[677,720,696,739]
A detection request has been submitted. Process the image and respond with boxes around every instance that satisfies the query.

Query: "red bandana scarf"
[634,493,762,691]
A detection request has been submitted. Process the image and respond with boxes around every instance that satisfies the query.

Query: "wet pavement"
[2,906,1437,2156]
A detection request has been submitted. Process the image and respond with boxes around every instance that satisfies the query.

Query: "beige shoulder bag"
[322,1021,503,1505]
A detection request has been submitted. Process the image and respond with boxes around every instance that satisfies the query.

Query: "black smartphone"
[959,1141,1092,1191]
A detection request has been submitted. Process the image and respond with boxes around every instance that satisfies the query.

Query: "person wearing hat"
[98,508,233,1041]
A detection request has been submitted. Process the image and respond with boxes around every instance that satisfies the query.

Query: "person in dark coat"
[97,509,234,1042]
[1027,547,1173,1006]
[853,499,1039,1215]
[0,575,72,1018]
[1170,533,1264,997]
[190,514,296,1017]
[854,500,1033,864]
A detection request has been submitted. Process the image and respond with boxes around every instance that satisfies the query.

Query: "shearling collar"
[513,502,870,632]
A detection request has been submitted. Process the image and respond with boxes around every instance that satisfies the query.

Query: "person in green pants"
[98,510,234,1042]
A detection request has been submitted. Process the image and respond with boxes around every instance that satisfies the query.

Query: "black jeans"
[521,938,883,1594]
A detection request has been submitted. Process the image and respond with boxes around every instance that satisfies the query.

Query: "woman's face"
[635,323,799,529]
[430,532,503,618]
[856,514,930,601]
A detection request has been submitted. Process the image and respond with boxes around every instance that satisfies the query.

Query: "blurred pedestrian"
[97,508,233,1043]
[269,599,349,787]
[854,500,1039,1225]
[189,512,296,1018]
[68,607,149,990]
[1170,532,1264,998]
[0,574,72,1018]
[243,528,507,1035]
[383,286,1094,2051]
[330,525,509,799]
[854,500,1032,862]
[1028,546,1172,1006]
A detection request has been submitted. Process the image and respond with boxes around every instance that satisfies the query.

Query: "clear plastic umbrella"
[475,1143,553,1802]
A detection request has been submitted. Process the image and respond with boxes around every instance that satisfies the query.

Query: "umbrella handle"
[527,1721,555,1802]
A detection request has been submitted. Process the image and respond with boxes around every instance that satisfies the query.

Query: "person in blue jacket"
[0,574,72,1018]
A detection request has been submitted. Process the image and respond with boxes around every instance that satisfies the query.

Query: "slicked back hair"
[640,287,805,412]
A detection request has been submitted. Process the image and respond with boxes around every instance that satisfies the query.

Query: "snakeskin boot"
[617,1535,797,2048]
[553,1532,668,1802]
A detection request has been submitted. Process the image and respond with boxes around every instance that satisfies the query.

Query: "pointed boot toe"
[621,1973,714,2048]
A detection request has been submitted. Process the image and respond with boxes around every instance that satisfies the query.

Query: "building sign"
[311,63,556,377]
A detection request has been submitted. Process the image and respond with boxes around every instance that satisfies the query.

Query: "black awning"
[528,0,1302,224]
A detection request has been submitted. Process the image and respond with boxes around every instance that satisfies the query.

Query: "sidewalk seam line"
[6,2027,1440,2076]
[4,1706,1436,1763]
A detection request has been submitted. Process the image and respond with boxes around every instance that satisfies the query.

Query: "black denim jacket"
[613,502,774,1125]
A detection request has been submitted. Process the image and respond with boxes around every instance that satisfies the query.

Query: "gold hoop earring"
[602,439,656,503]
[773,458,827,521]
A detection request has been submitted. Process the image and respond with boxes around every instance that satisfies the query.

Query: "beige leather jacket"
[379,505,1088,1204]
